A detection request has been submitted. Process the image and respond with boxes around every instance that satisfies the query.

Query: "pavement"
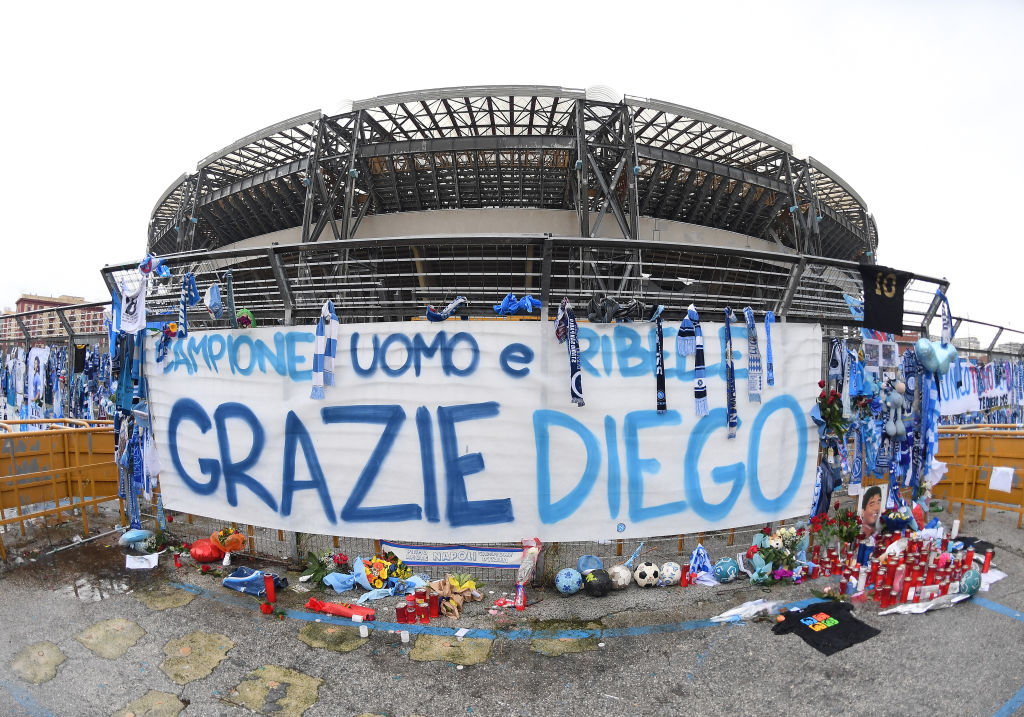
[1,502,1023,717]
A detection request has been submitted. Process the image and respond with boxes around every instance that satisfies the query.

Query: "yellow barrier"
[933,427,1024,528]
[0,420,120,559]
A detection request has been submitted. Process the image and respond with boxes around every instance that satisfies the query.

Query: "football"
[607,564,632,590]
[633,561,660,587]
[959,569,981,596]
[583,569,612,597]
[555,568,584,596]
[713,557,740,583]
[660,561,682,586]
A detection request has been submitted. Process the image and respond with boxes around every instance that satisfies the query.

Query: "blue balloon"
[576,555,603,574]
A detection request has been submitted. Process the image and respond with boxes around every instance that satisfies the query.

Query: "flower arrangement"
[746,526,808,584]
[816,380,848,436]
[811,502,861,545]
[364,551,412,589]
[211,527,245,553]
[301,550,351,589]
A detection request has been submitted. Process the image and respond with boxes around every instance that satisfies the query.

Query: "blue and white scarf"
[555,297,585,407]
[178,273,201,338]
[743,307,761,403]
[724,307,739,438]
[427,296,467,322]
[689,305,708,416]
[764,311,775,386]
[311,300,338,400]
[677,310,696,356]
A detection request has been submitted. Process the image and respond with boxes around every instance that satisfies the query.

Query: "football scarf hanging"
[177,273,202,339]
[677,309,696,356]
[225,269,238,329]
[828,338,846,396]
[427,295,467,322]
[688,305,709,416]
[311,300,338,400]
[744,307,762,403]
[653,312,667,413]
[764,311,775,386]
[724,307,739,439]
[858,264,913,335]
[555,297,585,407]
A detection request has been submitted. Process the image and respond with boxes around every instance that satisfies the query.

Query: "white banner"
[146,319,821,542]
[939,360,981,415]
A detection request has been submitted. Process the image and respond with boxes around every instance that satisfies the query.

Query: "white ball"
[633,561,660,587]
[660,561,682,586]
[607,564,632,590]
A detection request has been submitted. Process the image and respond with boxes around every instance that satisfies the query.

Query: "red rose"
[827,396,835,404]
[746,545,759,559]
[834,501,840,510]
[201,565,210,573]
[819,391,826,399]
[260,602,273,614]
[167,515,174,523]
[762,527,770,535]
[182,542,191,550]
[818,380,825,388]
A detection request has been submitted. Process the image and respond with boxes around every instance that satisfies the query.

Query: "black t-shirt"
[772,601,880,656]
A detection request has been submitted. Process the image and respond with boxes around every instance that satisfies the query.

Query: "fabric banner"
[146,320,821,542]
[938,359,981,415]
[858,264,912,335]
[380,540,523,569]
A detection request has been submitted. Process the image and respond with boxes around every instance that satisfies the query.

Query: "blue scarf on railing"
[555,298,584,407]
[178,273,201,339]
[654,313,667,413]
[689,305,708,416]
[744,307,761,403]
[764,311,775,386]
[724,307,739,438]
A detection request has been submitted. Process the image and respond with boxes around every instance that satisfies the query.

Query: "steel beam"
[776,256,808,317]
[267,249,295,325]
[55,308,76,341]
[587,153,631,240]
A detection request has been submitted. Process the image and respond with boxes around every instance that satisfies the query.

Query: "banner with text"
[939,360,981,416]
[146,319,821,542]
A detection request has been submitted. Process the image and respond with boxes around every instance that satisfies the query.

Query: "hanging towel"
[744,307,762,403]
[204,283,224,319]
[555,298,585,407]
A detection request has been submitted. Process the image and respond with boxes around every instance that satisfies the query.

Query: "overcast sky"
[2,1,1020,342]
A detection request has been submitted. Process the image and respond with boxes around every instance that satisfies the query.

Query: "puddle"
[14,541,162,602]
[56,575,134,601]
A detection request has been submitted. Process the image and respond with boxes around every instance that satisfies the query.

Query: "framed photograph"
[862,340,881,372]
[857,483,887,541]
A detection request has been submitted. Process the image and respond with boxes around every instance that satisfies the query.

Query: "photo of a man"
[859,484,886,540]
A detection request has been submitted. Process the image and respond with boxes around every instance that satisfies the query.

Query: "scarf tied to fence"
[724,307,739,438]
[555,297,584,407]
[311,300,338,400]
[744,306,762,403]
[687,305,708,416]
[178,273,202,339]
[764,311,775,386]
[653,310,667,413]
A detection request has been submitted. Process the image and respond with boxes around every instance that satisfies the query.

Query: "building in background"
[0,295,105,343]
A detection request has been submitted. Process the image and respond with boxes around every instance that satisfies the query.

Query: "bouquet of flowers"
[210,527,245,553]
[816,380,848,436]
[810,502,862,545]
[363,552,411,589]
[745,526,808,584]
[301,550,351,589]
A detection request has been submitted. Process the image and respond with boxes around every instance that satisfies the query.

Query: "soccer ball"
[583,569,612,597]
[660,561,682,586]
[713,557,740,583]
[607,564,632,590]
[959,569,982,596]
[633,561,660,587]
[576,554,603,575]
[555,568,583,596]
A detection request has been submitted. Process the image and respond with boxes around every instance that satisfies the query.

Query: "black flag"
[858,264,912,335]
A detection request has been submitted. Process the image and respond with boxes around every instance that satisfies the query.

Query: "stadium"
[104,84,946,329]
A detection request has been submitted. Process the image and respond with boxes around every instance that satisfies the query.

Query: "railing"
[0,420,119,559]
[932,426,1024,527]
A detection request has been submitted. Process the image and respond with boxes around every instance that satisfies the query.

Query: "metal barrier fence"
[932,426,1024,528]
[0,419,120,560]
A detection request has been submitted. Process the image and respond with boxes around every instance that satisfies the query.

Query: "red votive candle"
[983,548,993,573]
[965,547,975,566]
[415,588,427,602]
[405,604,418,623]
[418,602,429,624]
[396,603,407,623]
[264,574,276,603]
[429,593,440,618]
